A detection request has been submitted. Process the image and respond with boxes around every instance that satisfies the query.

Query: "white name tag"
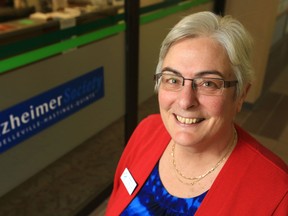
[121,168,137,195]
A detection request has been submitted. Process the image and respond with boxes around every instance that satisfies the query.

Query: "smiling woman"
[105,11,288,216]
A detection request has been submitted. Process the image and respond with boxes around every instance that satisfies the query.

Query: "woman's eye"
[168,78,179,84]
[163,76,181,85]
[202,81,219,88]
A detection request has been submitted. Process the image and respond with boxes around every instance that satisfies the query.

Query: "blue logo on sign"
[0,67,104,153]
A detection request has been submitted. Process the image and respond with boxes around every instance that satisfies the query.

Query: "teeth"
[176,115,202,124]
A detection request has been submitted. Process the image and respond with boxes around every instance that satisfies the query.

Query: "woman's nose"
[177,84,199,109]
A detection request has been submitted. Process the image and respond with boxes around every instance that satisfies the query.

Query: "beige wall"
[141,0,164,7]
[225,0,278,103]
[0,33,125,197]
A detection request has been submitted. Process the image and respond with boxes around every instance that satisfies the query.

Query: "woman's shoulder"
[138,114,163,127]
[133,114,167,137]
[235,125,287,177]
[123,114,170,157]
[205,126,288,214]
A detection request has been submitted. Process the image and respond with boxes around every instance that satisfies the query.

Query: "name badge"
[121,168,137,195]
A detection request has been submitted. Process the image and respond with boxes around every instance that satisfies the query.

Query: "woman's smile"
[175,114,205,125]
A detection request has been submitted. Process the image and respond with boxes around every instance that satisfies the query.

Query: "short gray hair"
[155,11,254,97]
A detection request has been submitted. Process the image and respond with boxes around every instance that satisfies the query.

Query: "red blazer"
[106,114,288,215]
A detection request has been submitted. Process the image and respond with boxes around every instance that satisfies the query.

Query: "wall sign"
[0,67,104,153]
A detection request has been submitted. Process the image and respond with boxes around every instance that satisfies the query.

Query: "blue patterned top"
[121,162,208,215]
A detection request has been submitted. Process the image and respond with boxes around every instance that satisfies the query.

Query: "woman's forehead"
[162,37,233,78]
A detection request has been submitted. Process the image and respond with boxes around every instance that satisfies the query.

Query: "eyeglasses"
[154,72,238,96]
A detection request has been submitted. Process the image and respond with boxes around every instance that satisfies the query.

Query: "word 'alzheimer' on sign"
[0,67,104,153]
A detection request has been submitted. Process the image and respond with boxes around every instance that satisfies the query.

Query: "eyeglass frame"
[154,71,238,95]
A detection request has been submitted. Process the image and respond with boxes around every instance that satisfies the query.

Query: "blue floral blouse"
[121,162,207,215]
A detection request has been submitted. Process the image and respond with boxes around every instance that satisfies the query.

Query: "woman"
[106,11,287,215]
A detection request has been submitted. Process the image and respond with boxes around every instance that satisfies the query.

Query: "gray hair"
[155,11,254,97]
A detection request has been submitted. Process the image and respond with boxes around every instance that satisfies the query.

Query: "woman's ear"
[237,84,251,113]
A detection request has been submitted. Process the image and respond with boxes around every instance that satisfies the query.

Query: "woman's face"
[159,37,247,148]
